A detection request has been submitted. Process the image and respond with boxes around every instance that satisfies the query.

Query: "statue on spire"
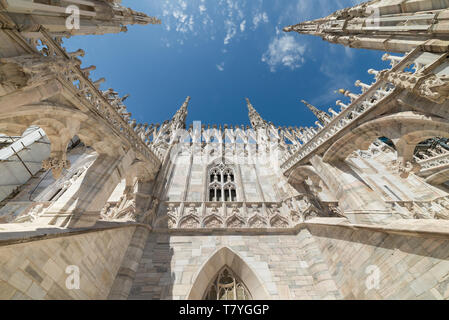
[301,100,330,125]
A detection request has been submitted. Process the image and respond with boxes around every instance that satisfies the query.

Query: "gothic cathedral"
[1,0,449,300]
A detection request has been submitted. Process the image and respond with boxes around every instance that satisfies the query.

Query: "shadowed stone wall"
[1,221,449,300]
[128,230,341,300]
[308,223,449,299]
[127,221,449,300]
[0,225,136,299]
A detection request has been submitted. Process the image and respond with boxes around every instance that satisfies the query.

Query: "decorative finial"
[170,96,190,129]
[246,98,269,130]
[301,99,330,125]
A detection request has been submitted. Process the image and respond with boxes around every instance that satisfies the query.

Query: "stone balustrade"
[164,200,292,229]
[280,72,395,172]
[416,148,449,171]
[24,29,163,165]
[152,196,340,230]
[388,196,449,220]
[281,46,449,173]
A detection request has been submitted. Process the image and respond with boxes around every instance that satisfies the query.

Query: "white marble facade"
[2,0,449,300]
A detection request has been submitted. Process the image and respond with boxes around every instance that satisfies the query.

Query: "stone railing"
[280,72,395,172]
[160,201,292,229]
[388,196,449,220]
[154,195,340,230]
[416,151,449,171]
[23,29,163,165]
[281,46,449,173]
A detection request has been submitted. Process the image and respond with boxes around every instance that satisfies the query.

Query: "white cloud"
[252,11,268,29]
[279,0,365,29]
[161,37,171,48]
[311,61,354,105]
[261,34,306,72]
[224,19,237,45]
[216,62,225,71]
[240,20,246,32]
[172,10,194,33]
[157,0,271,46]
[179,0,187,11]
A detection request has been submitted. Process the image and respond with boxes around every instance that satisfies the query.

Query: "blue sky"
[64,0,389,128]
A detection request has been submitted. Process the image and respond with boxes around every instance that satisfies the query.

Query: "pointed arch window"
[208,164,237,202]
[204,266,252,300]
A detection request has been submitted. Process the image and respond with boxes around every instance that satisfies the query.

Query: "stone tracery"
[208,163,237,202]
[204,266,252,300]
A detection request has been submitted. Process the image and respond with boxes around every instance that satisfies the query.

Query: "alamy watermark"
[65,5,80,31]
[165,120,284,167]
[65,265,80,290]
[365,6,380,28]
[365,265,381,293]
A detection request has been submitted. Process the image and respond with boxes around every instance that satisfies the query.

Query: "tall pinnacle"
[246,98,268,130]
[301,100,330,125]
[171,96,190,129]
[1,0,161,36]
[283,1,449,53]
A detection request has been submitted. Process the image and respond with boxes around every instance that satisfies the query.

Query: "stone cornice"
[2,216,449,248]
[0,221,151,247]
